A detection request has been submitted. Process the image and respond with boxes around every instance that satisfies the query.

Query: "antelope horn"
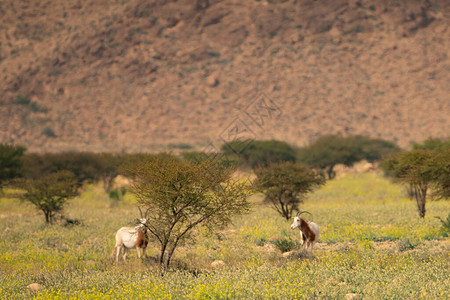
[145,208,150,218]
[138,206,143,218]
[298,210,314,221]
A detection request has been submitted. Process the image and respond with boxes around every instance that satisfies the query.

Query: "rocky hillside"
[1,0,449,153]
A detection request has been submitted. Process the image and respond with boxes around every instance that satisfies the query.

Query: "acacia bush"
[382,150,436,218]
[129,154,251,268]
[20,170,79,224]
[382,140,449,218]
[253,162,325,220]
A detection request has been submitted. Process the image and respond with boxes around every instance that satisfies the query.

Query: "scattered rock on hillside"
[206,75,219,87]
[1,0,449,152]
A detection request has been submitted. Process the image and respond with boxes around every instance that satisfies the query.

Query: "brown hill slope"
[1,0,449,153]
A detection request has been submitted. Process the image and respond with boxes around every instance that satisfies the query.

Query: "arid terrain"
[1,173,449,298]
[1,0,449,153]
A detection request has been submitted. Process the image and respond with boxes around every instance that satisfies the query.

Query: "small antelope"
[290,211,320,256]
[113,207,150,263]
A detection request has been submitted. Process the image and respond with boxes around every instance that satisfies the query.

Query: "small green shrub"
[168,143,193,150]
[15,95,47,112]
[42,127,56,137]
[109,187,126,206]
[207,52,220,57]
[60,215,82,227]
[254,238,266,246]
[397,238,415,251]
[271,238,299,253]
[15,95,31,105]
[29,102,47,112]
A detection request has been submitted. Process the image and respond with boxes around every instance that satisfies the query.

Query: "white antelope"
[290,211,320,256]
[113,207,150,263]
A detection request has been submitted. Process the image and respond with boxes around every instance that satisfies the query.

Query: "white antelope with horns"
[290,211,320,256]
[113,207,150,263]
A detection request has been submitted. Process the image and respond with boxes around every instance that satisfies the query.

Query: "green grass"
[0,173,448,298]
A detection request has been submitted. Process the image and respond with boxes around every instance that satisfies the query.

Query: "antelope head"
[290,210,313,229]
[137,206,150,227]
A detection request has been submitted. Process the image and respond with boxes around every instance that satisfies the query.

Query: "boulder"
[345,293,362,300]
[27,283,42,292]
[210,260,226,268]
[205,75,219,87]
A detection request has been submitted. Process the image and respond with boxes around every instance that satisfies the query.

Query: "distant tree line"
[0,147,158,223]
[1,134,447,225]
[218,135,400,178]
[183,135,402,221]
[0,143,25,190]
[296,135,400,179]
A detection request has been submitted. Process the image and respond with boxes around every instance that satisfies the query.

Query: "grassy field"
[0,172,448,299]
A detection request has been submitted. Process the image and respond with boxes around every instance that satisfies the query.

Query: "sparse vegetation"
[0,0,449,296]
[0,172,448,298]
[0,1,448,153]
[15,95,47,113]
